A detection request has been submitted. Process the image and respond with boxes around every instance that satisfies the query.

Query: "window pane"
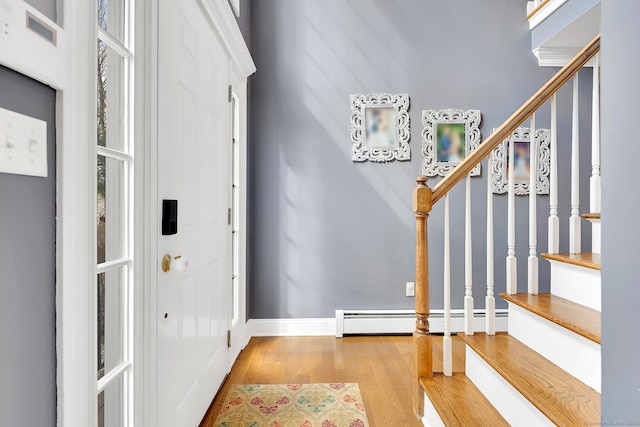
[233,140,240,183]
[232,188,239,231]
[232,232,239,276]
[97,267,126,380]
[98,373,126,427]
[97,40,125,151]
[97,156,126,264]
[97,0,125,44]
[232,275,239,323]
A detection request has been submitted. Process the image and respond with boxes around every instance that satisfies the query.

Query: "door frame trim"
[56,1,98,426]
[135,0,157,426]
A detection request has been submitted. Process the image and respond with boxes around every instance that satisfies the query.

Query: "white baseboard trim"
[247,310,509,338]
[428,309,509,335]
[247,318,336,337]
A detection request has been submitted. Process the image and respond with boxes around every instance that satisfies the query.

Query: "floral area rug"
[213,383,370,427]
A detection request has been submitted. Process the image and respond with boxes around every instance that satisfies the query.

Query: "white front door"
[157,0,231,425]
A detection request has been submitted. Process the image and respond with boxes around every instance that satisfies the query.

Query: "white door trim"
[228,65,249,366]
[56,0,98,426]
[197,0,256,78]
[134,0,157,426]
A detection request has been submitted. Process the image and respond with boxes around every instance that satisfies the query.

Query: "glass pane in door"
[97,0,126,44]
[97,41,125,151]
[97,155,126,264]
[97,267,126,380]
[98,374,125,427]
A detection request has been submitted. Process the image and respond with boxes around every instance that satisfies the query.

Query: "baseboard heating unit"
[335,309,508,337]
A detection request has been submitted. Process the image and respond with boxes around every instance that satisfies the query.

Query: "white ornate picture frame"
[422,109,482,177]
[350,93,410,162]
[490,127,550,195]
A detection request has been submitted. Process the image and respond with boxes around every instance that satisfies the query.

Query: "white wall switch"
[406,282,415,297]
[0,107,47,177]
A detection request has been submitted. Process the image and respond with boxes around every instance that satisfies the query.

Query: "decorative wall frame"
[422,109,482,177]
[490,127,550,195]
[350,93,410,162]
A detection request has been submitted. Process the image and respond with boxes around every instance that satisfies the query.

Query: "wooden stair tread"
[541,252,601,270]
[500,293,601,344]
[459,333,600,425]
[420,373,509,426]
[581,213,601,220]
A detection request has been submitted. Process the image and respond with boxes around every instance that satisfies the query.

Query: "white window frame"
[95,0,136,424]
[56,0,143,426]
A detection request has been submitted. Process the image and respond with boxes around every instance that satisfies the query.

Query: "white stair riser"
[591,221,601,254]
[465,346,554,427]
[422,394,446,427]
[508,304,601,392]
[549,260,601,311]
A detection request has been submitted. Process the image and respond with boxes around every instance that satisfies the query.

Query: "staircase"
[412,36,602,426]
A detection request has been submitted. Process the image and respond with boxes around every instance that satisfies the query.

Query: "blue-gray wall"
[531,0,600,49]
[247,0,593,319]
[0,66,57,426]
[601,0,640,421]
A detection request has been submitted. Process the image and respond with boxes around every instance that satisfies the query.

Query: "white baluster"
[506,134,517,294]
[464,174,474,335]
[549,94,559,254]
[528,114,539,295]
[486,155,495,335]
[570,75,582,253]
[591,54,601,213]
[443,193,452,376]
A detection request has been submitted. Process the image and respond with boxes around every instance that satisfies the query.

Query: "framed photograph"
[422,109,481,176]
[351,93,410,162]
[490,127,550,195]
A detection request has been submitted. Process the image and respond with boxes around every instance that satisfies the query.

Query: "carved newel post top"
[413,176,432,214]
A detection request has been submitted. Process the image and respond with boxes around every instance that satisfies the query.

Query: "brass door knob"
[162,254,172,272]
[161,254,188,272]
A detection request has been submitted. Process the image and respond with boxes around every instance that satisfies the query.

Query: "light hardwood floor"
[199,335,465,427]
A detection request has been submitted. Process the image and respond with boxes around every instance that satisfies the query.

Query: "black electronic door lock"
[162,199,178,235]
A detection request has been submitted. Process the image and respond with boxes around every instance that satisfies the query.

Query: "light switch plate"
[0,107,47,177]
[406,282,415,297]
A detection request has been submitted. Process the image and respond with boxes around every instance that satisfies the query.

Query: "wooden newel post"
[413,176,433,419]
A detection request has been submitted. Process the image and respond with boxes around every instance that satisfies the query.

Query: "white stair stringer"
[548,260,601,311]
[508,303,601,392]
[465,346,554,427]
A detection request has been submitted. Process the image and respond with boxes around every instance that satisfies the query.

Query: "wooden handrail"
[526,0,551,20]
[431,34,600,205]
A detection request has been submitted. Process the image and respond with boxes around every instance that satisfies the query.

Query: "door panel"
[157,0,231,425]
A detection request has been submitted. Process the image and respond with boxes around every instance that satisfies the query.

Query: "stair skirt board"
[507,304,601,392]
[422,394,446,427]
[465,346,554,427]
[335,309,508,337]
[548,261,601,311]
